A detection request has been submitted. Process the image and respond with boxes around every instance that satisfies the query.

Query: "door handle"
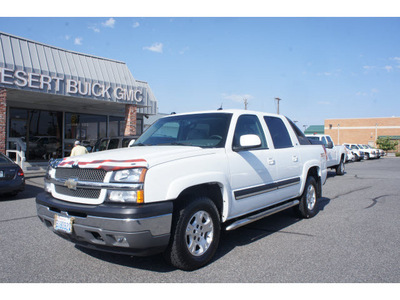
[268,158,275,165]
[292,155,298,162]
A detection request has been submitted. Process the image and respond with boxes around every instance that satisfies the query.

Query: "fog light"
[116,236,126,243]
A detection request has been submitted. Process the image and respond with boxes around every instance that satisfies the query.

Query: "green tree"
[376,137,398,151]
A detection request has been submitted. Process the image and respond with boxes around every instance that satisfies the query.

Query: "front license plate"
[54,215,74,234]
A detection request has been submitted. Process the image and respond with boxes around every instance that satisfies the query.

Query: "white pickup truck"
[306,134,346,175]
[36,110,327,270]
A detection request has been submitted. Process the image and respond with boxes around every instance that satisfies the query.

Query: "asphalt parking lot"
[1,157,399,283]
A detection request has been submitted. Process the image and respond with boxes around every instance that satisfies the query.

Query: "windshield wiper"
[160,142,191,146]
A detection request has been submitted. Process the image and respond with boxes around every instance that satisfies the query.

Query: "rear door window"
[264,116,293,149]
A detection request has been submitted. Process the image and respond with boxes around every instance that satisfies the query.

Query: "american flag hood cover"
[52,157,148,172]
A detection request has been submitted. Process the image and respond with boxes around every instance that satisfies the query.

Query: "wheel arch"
[302,166,322,198]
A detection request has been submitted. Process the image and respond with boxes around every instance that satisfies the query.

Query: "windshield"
[134,113,233,148]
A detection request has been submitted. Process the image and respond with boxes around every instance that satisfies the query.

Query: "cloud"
[363,65,375,70]
[74,37,83,45]
[102,18,116,28]
[89,25,100,33]
[143,42,163,53]
[179,46,189,55]
[133,21,140,28]
[384,65,393,72]
[222,93,253,103]
[317,69,341,76]
[65,35,71,40]
[356,88,378,97]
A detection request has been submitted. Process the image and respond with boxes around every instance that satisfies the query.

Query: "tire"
[336,158,345,175]
[296,176,319,219]
[164,196,221,271]
[364,153,370,160]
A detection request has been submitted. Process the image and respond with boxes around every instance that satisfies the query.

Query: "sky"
[1,3,400,130]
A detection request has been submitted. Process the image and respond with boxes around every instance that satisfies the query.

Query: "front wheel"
[164,196,221,271]
[296,176,319,219]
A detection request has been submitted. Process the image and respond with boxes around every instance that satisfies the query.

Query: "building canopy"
[304,125,324,135]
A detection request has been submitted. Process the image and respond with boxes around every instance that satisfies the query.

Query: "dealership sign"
[0,67,144,103]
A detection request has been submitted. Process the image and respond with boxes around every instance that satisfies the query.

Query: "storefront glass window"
[109,116,124,136]
[64,113,107,156]
[9,108,62,161]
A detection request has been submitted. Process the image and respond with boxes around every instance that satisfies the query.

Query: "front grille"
[55,185,101,199]
[55,168,107,182]
[54,168,106,200]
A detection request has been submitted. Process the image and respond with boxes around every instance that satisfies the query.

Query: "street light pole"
[275,97,281,114]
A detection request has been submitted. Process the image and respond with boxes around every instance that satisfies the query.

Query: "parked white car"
[306,134,346,175]
[364,144,385,157]
[358,144,378,159]
[343,144,365,161]
[37,109,328,270]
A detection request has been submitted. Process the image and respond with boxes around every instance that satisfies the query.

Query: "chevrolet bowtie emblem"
[64,178,78,190]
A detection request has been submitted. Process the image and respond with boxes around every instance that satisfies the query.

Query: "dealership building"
[0,32,157,167]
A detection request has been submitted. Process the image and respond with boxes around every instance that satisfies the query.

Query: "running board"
[225,200,300,231]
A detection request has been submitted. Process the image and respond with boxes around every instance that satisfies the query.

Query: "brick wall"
[0,89,6,155]
[124,104,137,136]
[324,117,400,149]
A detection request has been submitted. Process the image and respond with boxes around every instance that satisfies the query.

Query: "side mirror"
[128,139,136,147]
[234,134,262,151]
[326,141,333,149]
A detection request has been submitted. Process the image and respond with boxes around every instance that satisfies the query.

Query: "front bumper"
[36,192,173,256]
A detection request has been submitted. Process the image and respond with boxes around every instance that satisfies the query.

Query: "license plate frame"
[53,214,74,234]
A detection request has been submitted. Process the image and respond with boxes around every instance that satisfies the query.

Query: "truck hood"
[56,146,217,171]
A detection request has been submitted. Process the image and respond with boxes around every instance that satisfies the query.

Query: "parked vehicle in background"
[343,144,365,161]
[365,144,385,157]
[0,152,25,196]
[344,147,356,162]
[92,136,139,152]
[358,144,378,159]
[36,109,328,271]
[306,134,346,175]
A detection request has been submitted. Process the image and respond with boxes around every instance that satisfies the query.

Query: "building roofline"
[0,31,126,65]
[325,116,399,121]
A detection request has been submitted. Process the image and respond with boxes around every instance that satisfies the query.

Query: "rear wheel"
[296,176,319,219]
[336,158,345,175]
[164,196,220,271]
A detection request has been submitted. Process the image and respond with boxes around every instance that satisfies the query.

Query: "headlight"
[44,181,52,193]
[108,168,147,203]
[112,168,146,183]
[44,165,56,193]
